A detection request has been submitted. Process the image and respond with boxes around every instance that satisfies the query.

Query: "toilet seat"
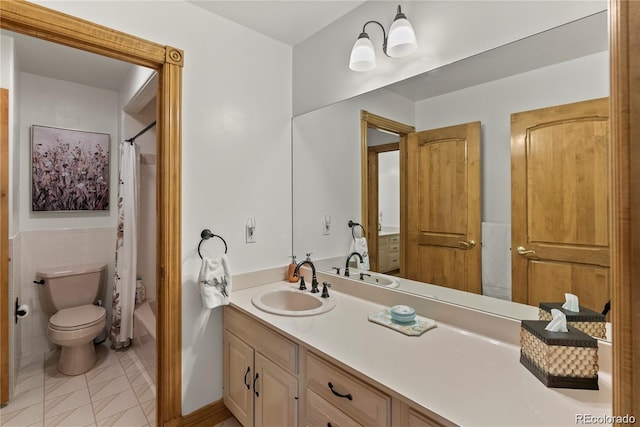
[50,305,106,331]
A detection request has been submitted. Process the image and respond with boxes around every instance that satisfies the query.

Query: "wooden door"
[254,352,298,427]
[511,98,609,313]
[405,122,481,294]
[1,88,9,405]
[223,330,254,426]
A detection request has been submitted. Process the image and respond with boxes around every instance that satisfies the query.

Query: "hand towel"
[349,237,370,270]
[199,255,232,309]
[481,222,511,300]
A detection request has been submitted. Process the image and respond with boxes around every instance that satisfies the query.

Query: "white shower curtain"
[111,142,139,349]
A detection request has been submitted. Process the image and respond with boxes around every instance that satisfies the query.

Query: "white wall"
[19,72,119,230]
[32,1,293,413]
[378,151,399,229]
[414,51,609,224]
[293,0,607,115]
[292,88,413,259]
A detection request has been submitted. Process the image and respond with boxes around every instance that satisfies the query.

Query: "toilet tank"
[37,263,107,312]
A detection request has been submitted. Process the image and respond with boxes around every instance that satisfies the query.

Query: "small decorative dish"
[390,305,416,323]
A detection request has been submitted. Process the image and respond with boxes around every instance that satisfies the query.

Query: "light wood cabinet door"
[224,330,254,427]
[254,352,298,427]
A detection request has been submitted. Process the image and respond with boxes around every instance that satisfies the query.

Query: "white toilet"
[37,263,107,376]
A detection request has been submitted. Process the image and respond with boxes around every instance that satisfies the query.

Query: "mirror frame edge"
[610,0,639,418]
[0,1,183,426]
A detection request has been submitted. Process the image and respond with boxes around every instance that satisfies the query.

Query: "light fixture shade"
[387,12,417,58]
[349,33,376,72]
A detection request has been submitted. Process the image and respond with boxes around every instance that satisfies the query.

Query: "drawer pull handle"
[244,367,251,390]
[253,373,260,397]
[328,382,352,400]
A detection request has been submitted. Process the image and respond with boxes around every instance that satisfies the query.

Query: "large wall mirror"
[292,11,610,338]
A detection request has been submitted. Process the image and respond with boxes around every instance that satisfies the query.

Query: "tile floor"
[0,343,156,426]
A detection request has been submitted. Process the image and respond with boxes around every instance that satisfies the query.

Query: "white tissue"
[545,309,569,332]
[16,304,29,319]
[561,293,579,312]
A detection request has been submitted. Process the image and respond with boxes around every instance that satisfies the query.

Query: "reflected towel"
[349,237,370,270]
[481,222,511,301]
[199,255,232,309]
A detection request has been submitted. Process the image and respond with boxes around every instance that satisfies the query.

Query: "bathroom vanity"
[224,272,611,426]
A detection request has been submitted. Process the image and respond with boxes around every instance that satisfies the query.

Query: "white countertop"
[230,281,612,427]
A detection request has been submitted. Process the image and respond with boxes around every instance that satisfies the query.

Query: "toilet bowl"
[47,304,107,375]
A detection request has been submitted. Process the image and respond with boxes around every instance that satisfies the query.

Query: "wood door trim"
[0,89,8,405]
[0,2,182,425]
[361,111,414,278]
[610,0,640,417]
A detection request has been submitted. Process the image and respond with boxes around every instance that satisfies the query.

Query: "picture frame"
[31,125,110,211]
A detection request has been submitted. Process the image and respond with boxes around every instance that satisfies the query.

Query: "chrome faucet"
[293,259,319,293]
[344,252,364,277]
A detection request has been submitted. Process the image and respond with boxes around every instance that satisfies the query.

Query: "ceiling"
[187,1,367,46]
[2,1,365,92]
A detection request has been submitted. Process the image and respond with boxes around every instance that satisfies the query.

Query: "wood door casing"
[511,97,609,313]
[406,122,481,294]
[0,89,8,405]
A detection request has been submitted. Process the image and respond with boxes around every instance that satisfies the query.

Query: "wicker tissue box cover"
[520,320,599,390]
[539,302,606,339]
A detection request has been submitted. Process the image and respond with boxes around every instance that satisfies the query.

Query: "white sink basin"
[358,273,399,288]
[252,287,336,316]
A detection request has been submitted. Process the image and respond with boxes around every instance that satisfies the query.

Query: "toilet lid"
[50,305,106,331]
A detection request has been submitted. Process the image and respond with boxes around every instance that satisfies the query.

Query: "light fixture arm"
[361,20,390,57]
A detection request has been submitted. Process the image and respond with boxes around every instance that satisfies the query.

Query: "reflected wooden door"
[405,122,481,294]
[511,98,609,312]
[1,88,8,405]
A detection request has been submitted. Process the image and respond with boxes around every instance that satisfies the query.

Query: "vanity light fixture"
[349,4,418,72]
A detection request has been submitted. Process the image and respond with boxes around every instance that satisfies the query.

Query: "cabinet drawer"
[224,306,298,374]
[305,352,390,427]
[305,389,362,427]
[389,243,399,252]
[389,234,400,244]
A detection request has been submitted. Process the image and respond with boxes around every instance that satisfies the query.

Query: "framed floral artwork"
[31,125,110,211]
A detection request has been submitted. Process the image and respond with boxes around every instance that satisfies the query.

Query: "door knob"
[516,246,536,256]
[458,240,476,249]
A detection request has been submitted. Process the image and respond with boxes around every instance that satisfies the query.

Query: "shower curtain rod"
[125,120,156,144]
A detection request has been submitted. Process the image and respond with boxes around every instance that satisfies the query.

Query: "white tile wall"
[18,227,116,353]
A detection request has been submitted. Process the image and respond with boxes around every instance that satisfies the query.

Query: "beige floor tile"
[44,402,96,427]
[88,374,133,402]
[131,381,155,404]
[95,397,148,427]
[15,371,44,396]
[140,399,155,425]
[44,373,88,398]
[94,345,121,369]
[44,388,92,418]
[4,387,44,411]
[0,401,44,427]
[91,389,138,422]
[86,363,126,386]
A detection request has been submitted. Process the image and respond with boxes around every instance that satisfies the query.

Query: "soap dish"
[390,305,416,323]
[368,308,437,336]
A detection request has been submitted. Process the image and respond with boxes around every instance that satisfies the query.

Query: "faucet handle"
[298,276,307,291]
[359,272,371,280]
[331,267,341,275]
[305,252,313,261]
[321,282,331,298]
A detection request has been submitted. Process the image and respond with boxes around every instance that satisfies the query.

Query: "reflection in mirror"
[292,12,610,339]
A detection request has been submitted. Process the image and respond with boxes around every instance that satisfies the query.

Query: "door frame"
[360,111,414,275]
[366,141,399,272]
[610,0,640,416]
[1,89,8,405]
[0,1,183,426]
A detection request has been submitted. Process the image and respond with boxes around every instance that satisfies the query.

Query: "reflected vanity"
[292,11,611,340]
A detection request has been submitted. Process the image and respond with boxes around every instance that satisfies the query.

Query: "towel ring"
[348,220,365,239]
[198,229,228,259]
